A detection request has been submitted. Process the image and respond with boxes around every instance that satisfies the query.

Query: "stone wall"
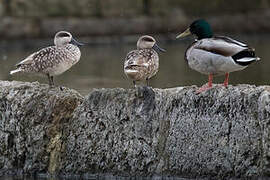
[0,0,269,18]
[0,0,269,39]
[0,81,270,178]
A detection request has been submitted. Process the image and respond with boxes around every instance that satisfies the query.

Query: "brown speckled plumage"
[124,35,164,87]
[124,49,158,81]
[17,45,80,75]
[10,31,82,87]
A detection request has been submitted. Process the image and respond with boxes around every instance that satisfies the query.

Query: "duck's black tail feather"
[232,49,260,66]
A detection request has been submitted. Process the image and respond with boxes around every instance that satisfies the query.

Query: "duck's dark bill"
[70,38,85,46]
[153,43,166,53]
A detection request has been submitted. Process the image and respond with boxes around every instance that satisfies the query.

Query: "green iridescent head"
[190,19,213,39]
[176,19,213,40]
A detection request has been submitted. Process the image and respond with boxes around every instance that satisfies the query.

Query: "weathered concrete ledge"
[0,80,270,179]
[0,11,270,40]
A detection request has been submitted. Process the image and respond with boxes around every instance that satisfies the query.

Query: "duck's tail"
[236,57,260,63]
[233,49,260,66]
[10,69,22,75]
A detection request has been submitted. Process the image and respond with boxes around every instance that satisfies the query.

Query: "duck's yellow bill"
[176,28,191,39]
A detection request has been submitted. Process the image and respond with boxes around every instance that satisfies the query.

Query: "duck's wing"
[16,53,36,67]
[16,46,56,68]
[124,49,153,69]
[215,36,248,47]
[195,36,249,57]
[193,36,259,66]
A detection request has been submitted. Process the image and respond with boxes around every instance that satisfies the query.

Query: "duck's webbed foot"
[196,84,213,93]
[196,74,213,93]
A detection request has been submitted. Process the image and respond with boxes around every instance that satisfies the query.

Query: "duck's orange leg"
[223,73,229,88]
[208,74,213,88]
[196,74,213,93]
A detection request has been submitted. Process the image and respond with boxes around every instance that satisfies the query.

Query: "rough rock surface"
[0,81,270,179]
[0,81,83,175]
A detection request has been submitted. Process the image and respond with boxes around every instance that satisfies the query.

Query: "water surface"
[0,34,269,95]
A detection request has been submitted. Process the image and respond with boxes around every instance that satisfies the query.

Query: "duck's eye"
[58,33,70,37]
[143,37,154,42]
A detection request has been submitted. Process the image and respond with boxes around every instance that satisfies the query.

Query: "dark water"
[0,34,269,95]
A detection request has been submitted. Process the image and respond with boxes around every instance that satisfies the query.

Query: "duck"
[124,35,165,87]
[176,19,260,93]
[10,31,84,87]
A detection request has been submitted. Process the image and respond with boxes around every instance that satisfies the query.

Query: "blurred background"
[0,0,269,95]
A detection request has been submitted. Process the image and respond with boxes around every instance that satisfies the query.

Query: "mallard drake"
[176,19,260,93]
[124,35,165,87]
[10,31,84,87]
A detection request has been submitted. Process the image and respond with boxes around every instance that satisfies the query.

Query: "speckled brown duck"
[124,35,165,87]
[10,31,84,87]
